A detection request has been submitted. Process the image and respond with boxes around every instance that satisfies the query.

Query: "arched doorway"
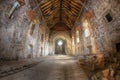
[55,39,66,55]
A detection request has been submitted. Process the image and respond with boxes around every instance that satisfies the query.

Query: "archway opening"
[55,39,66,55]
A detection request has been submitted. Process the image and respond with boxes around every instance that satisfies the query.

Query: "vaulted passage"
[0,0,120,80]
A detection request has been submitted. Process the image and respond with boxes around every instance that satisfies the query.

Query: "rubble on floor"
[78,53,120,80]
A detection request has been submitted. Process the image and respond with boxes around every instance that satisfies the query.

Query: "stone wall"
[76,1,120,79]
[75,0,120,55]
[0,0,49,60]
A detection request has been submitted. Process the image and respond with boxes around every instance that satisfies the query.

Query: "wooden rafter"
[39,0,85,30]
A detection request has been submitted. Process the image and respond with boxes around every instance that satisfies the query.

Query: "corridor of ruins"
[0,0,120,80]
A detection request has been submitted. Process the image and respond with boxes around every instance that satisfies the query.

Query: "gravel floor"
[0,55,88,80]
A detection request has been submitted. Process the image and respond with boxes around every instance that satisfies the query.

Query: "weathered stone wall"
[76,1,120,79]
[76,0,120,55]
[0,0,29,60]
[0,0,49,60]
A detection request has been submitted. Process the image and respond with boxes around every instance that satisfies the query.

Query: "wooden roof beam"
[62,4,78,16]
[41,1,59,14]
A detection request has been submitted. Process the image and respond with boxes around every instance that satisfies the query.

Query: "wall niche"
[105,13,113,23]
[116,43,120,52]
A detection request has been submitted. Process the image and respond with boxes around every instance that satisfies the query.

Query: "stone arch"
[55,38,66,55]
[49,31,72,55]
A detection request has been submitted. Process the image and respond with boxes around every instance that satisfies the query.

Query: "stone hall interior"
[0,0,120,80]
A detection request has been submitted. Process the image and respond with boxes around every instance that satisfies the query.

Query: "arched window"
[83,20,90,37]
[57,40,63,46]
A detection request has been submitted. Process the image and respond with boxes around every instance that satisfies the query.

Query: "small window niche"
[8,1,20,19]
[116,43,120,52]
[105,13,113,23]
[30,24,35,35]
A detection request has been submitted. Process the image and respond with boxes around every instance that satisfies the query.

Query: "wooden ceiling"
[40,0,85,30]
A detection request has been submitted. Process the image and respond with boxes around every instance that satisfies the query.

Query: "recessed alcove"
[116,43,120,52]
[105,13,113,23]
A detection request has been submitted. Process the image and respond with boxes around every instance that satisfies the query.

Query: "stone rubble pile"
[78,53,120,80]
